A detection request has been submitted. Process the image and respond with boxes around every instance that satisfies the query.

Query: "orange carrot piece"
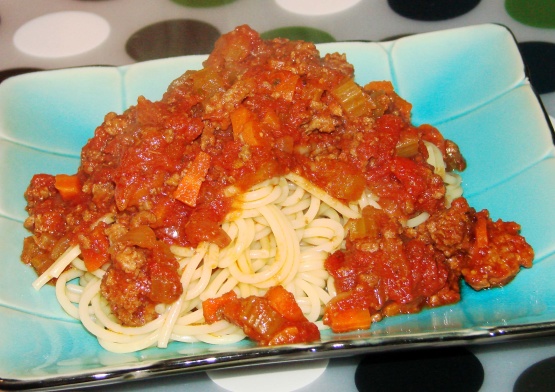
[81,248,109,272]
[230,105,261,146]
[262,109,281,130]
[273,71,299,101]
[365,80,394,92]
[173,151,212,207]
[327,308,372,333]
[240,121,260,146]
[230,105,250,137]
[266,285,305,322]
[80,225,110,272]
[54,174,81,200]
[474,212,489,249]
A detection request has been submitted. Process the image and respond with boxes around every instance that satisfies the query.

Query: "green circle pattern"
[505,0,555,28]
[261,27,336,43]
[171,0,236,8]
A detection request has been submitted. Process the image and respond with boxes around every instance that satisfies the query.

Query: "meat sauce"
[21,25,533,343]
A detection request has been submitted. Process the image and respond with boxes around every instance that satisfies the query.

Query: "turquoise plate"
[1,24,554,390]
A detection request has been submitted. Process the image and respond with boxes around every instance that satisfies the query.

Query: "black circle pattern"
[514,356,555,392]
[355,347,484,392]
[519,41,555,95]
[126,19,220,62]
[387,0,482,21]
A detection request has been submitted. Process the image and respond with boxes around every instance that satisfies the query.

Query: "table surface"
[1,1,554,391]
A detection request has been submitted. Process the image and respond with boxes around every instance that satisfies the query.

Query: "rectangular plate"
[1,24,555,390]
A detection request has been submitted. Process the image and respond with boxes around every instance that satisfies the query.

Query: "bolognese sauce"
[21,25,533,345]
